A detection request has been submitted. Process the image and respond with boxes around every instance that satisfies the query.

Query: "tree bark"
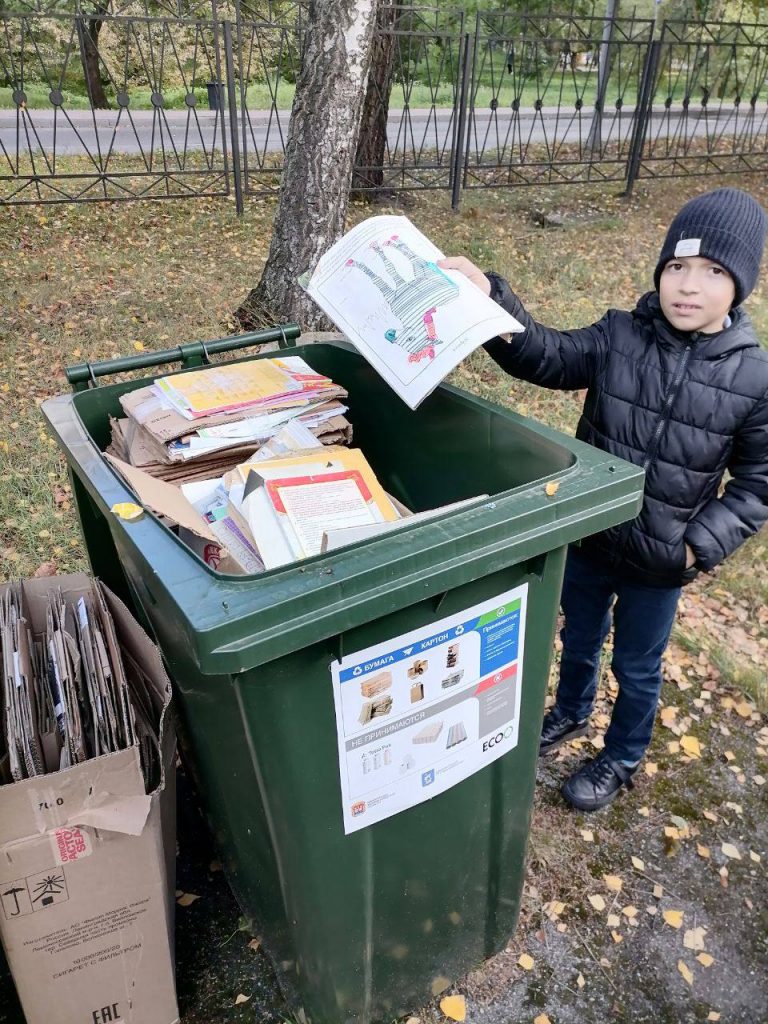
[78,12,110,110]
[586,0,619,154]
[351,4,398,198]
[236,0,380,331]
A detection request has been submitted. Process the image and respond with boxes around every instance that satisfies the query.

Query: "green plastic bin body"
[43,340,644,1024]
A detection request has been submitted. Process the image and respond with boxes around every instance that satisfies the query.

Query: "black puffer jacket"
[484,273,768,588]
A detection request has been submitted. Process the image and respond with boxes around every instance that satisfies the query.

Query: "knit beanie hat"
[654,187,767,306]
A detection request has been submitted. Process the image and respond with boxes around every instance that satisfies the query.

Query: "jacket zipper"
[610,340,693,566]
[642,342,693,471]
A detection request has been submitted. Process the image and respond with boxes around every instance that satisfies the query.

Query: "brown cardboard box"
[0,575,178,1024]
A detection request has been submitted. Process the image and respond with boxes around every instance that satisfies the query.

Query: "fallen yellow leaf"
[518,953,535,971]
[176,892,200,907]
[678,960,694,986]
[611,930,623,943]
[431,976,452,997]
[604,874,623,892]
[680,734,702,758]
[631,856,645,871]
[707,1013,721,1021]
[234,993,250,1005]
[653,884,664,899]
[544,480,560,496]
[544,900,566,918]
[607,913,621,928]
[697,844,710,859]
[663,909,684,929]
[588,894,606,911]
[721,842,741,860]
[645,762,659,776]
[111,501,144,521]
[697,953,715,968]
[683,927,707,951]
[440,995,466,1022]
[534,1016,552,1024]
[580,829,594,842]
[622,905,638,919]
[247,937,261,951]
[576,972,586,989]
[133,341,145,351]
[638,805,650,817]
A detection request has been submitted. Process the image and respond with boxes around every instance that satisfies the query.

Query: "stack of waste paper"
[107,354,352,484]
[104,356,487,575]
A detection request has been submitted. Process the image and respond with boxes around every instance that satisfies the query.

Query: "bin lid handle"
[64,324,301,392]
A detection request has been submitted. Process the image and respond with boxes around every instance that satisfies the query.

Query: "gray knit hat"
[654,187,767,306]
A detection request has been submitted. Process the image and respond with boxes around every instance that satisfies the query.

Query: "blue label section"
[339,607,521,683]
[478,609,522,675]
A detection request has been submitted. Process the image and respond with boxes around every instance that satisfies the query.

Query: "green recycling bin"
[43,329,644,1024]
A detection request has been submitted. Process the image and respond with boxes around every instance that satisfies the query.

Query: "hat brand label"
[674,237,702,257]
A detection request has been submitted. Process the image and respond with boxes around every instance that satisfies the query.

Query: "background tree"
[351,1,399,197]
[77,1,110,109]
[236,0,380,330]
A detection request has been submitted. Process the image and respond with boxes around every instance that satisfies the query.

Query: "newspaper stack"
[107,355,352,484]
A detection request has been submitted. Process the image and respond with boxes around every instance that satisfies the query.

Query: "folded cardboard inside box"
[0,574,178,1024]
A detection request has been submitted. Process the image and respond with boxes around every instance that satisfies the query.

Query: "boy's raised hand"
[438,257,491,297]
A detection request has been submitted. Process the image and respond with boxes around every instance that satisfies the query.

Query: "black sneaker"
[561,751,637,812]
[539,706,589,756]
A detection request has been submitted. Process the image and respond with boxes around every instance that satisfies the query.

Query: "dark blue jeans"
[555,546,681,765]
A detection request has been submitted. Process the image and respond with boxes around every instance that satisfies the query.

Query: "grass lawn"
[4,71,758,112]
[1,173,767,714]
[1,172,768,1024]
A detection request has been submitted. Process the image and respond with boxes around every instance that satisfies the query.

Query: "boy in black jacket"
[441,187,768,811]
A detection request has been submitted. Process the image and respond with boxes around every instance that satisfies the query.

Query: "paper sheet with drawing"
[302,215,524,409]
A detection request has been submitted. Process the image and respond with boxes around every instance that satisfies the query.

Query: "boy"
[440,187,768,812]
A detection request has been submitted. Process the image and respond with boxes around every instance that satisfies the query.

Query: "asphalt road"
[0,105,755,160]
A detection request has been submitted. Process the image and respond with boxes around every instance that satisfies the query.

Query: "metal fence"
[1,1,767,208]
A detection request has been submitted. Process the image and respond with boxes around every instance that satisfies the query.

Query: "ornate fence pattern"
[1,2,767,207]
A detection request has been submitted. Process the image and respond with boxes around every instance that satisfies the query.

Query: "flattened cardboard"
[120,383,348,445]
[0,574,178,1024]
[105,456,257,575]
[104,453,217,543]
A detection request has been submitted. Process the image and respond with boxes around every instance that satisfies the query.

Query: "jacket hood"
[634,290,760,359]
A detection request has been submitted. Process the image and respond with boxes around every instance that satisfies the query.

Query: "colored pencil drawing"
[345,235,460,362]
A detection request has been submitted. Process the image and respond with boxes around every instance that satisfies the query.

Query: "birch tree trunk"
[236,0,380,331]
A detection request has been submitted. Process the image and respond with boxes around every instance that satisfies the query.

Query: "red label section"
[475,663,517,695]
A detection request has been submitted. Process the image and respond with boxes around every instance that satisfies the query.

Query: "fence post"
[624,37,661,197]
[451,32,472,212]
[223,20,244,215]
